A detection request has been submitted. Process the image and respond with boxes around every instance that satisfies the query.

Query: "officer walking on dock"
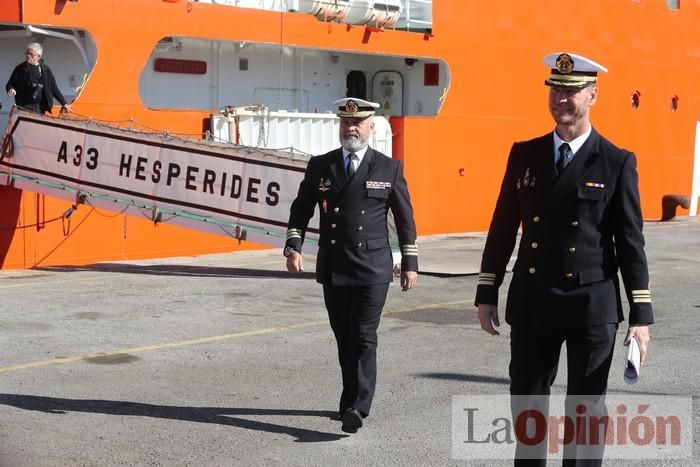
[475,53,653,466]
[284,97,418,433]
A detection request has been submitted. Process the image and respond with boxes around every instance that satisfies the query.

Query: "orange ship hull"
[1,0,696,269]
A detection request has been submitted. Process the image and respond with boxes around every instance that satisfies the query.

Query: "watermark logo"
[452,395,692,460]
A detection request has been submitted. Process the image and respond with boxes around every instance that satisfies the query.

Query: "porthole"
[631,90,641,109]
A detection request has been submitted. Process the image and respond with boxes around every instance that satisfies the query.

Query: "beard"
[340,134,368,152]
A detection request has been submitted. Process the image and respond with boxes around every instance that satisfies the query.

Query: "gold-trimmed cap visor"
[332,97,380,118]
[542,52,607,88]
[545,71,599,88]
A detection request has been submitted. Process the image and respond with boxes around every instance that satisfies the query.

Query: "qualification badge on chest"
[517,168,536,190]
[318,178,331,192]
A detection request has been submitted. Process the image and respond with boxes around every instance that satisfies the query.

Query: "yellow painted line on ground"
[385,299,471,315]
[0,276,103,290]
[0,299,472,374]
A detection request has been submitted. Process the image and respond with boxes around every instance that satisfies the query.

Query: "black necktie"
[346,153,357,179]
[557,143,571,175]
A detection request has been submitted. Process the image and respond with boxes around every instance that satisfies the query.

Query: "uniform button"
[569,247,576,253]
[571,220,579,227]
[334,207,340,213]
[331,239,336,245]
[357,226,363,231]
[360,210,365,215]
[357,242,362,247]
[531,242,538,249]
[331,223,337,228]
[533,216,540,223]
[529,267,536,274]
[565,273,574,279]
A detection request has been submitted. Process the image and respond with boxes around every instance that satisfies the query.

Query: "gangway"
[0,108,319,251]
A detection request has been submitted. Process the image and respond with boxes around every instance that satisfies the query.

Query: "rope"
[0,214,64,231]
[53,109,304,160]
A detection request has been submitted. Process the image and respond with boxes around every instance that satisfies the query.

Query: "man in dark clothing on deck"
[6,42,72,114]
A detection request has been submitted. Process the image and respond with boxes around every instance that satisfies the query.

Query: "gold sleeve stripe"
[631,289,651,303]
[286,228,302,239]
[401,245,418,256]
[478,272,496,286]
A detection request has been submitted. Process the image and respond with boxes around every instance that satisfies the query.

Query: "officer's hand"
[477,303,500,335]
[625,325,650,365]
[286,252,303,273]
[401,270,417,291]
[61,104,72,113]
[8,88,16,97]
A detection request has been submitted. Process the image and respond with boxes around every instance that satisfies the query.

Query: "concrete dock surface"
[0,217,698,466]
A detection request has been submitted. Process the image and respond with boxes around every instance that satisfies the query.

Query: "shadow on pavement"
[33,263,316,280]
[0,394,345,443]
[415,372,511,385]
[414,373,696,397]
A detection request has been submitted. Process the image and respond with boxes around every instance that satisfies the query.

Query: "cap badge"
[345,100,359,115]
[555,53,574,74]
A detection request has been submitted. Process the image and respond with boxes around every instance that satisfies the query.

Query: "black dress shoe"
[340,408,363,433]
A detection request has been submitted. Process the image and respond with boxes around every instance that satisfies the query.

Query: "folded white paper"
[624,337,641,385]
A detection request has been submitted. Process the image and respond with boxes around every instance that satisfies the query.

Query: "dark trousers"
[22,102,41,113]
[323,283,390,417]
[509,323,618,467]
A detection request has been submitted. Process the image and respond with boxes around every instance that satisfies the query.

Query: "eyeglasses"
[25,50,39,57]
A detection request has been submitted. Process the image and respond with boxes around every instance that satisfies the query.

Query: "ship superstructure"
[0,0,697,269]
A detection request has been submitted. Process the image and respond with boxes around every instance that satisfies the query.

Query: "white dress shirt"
[343,146,369,173]
[553,126,592,165]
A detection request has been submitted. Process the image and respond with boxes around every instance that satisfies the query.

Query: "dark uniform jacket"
[475,129,653,330]
[5,60,68,113]
[286,147,418,286]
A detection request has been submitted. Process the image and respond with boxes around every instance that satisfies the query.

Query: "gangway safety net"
[0,107,319,251]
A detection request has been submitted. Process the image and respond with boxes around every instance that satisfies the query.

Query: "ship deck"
[1,218,698,466]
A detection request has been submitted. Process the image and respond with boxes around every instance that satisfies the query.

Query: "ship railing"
[192,1,433,32]
[212,105,393,158]
[396,0,432,32]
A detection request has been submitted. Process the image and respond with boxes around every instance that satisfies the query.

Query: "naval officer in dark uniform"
[284,97,418,433]
[475,53,653,466]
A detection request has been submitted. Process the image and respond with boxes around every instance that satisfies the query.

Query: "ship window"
[140,37,450,118]
[667,0,680,9]
[346,71,367,100]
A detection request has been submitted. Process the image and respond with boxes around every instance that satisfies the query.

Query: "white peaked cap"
[543,52,608,87]
[333,97,380,118]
